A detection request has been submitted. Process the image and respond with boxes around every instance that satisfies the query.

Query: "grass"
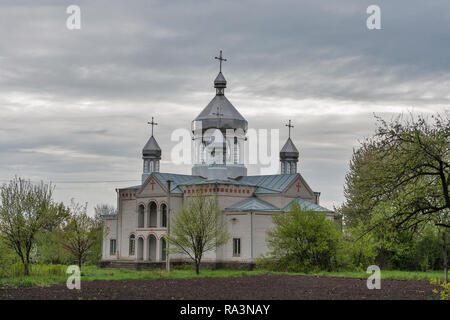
[0,264,448,288]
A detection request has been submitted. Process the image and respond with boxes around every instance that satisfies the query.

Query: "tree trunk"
[195,259,200,275]
[78,255,82,272]
[23,261,30,276]
[443,230,448,285]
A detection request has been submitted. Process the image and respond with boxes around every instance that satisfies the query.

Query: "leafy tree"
[267,203,341,272]
[59,200,102,270]
[0,177,66,275]
[165,193,229,274]
[341,113,449,281]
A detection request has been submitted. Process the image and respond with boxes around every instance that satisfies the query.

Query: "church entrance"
[137,237,144,261]
[148,235,157,261]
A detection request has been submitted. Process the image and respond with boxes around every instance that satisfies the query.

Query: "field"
[0,265,446,300]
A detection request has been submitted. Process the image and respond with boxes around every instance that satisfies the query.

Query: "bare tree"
[0,177,67,275]
[165,193,229,274]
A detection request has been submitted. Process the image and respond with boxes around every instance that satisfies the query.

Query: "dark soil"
[0,274,435,300]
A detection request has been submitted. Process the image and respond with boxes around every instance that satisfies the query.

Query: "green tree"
[0,177,66,275]
[165,193,229,274]
[59,200,102,270]
[341,113,449,281]
[267,203,341,272]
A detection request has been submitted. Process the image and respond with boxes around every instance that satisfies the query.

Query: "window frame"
[110,239,117,255]
[232,238,241,257]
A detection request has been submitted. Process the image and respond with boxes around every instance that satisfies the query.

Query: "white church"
[100,52,338,269]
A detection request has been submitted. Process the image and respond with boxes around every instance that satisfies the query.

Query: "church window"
[110,239,116,255]
[149,161,154,172]
[234,137,239,164]
[161,204,167,228]
[138,205,145,228]
[155,161,159,172]
[233,238,241,256]
[281,161,285,174]
[148,202,157,228]
[286,162,290,174]
[291,163,296,174]
[129,235,135,255]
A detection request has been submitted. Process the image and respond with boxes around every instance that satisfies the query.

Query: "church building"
[100,52,338,269]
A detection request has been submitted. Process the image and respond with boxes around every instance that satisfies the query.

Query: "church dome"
[142,135,161,158]
[214,72,227,88]
[192,72,248,132]
[280,137,299,159]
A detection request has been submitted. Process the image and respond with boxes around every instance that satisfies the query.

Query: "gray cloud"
[0,0,449,213]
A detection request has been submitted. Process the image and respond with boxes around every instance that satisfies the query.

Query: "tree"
[267,203,341,272]
[60,200,102,270]
[341,113,449,282]
[0,177,67,275]
[165,193,229,274]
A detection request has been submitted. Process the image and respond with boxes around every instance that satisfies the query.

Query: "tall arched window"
[129,235,135,255]
[148,202,157,227]
[233,137,239,164]
[286,162,290,174]
[138,205,145,228]
[161,204,167,228]
[149,161,154,172]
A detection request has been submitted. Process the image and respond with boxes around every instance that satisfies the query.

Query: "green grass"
[0,264,447,288]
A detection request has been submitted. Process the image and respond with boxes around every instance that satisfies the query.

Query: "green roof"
[224,197,281,212]
[283,197,335,214]
[237,174,297,194]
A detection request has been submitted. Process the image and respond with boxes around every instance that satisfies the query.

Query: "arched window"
[291,163,296,174]
[155,161,159,172]
[286,162,290,174]
[233,137,239,164]
[281,161,285,174]
[149,161,154,172]
[161,204,167,228]
[148,202,157,227]
[129,235,135,255]
[138,205,145,228]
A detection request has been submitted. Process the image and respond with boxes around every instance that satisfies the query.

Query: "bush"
[266,203,341,272]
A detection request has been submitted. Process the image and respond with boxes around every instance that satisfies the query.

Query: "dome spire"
[214,50,227,95]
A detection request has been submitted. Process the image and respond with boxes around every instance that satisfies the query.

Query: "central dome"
[192,72,248,132]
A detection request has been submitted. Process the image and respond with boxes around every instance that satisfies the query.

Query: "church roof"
[237,174,298,194]
[283,197,335,214]
[194,95,248,131]
[280,137,299,156]
[142,135,161,157]
[224,197,281,212]
[152,172,204,194]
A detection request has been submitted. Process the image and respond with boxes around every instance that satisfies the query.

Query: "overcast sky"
[0,0,449,214]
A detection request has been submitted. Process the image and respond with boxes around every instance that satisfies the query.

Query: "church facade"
[100,54,338,268]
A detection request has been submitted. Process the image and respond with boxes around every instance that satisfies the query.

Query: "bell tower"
[280,120,299,174]
[142,117,161,184]
[191,51,248,179]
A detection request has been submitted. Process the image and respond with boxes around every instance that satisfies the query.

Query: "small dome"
[143,135,161,158]
[214,72,227,88]
[280,138,299,159]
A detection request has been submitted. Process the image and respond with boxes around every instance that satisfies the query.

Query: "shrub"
[266,203,341,272]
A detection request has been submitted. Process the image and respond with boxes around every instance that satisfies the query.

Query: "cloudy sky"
[0,0,449,214]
